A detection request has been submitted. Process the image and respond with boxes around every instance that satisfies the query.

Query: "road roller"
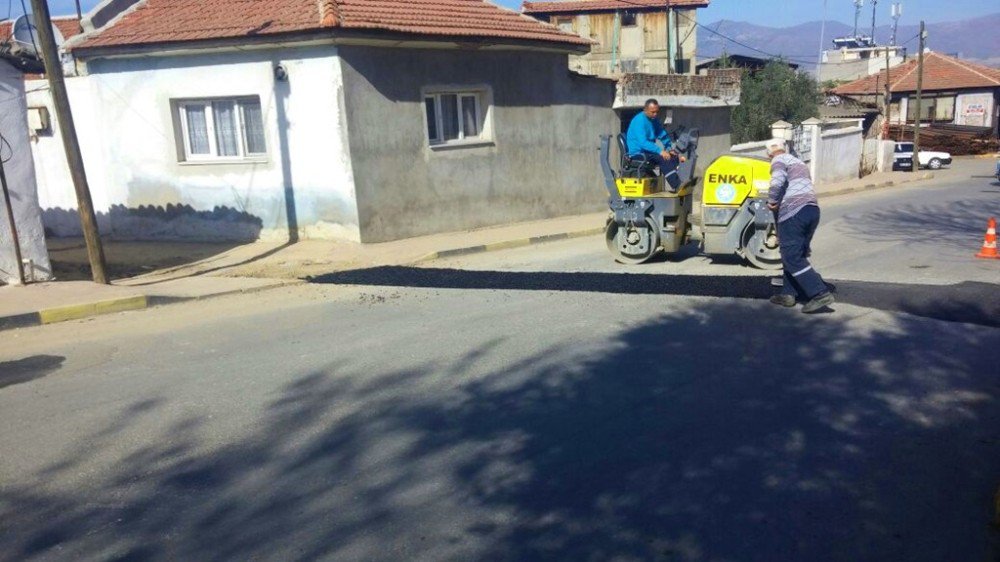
[600,131,782,269]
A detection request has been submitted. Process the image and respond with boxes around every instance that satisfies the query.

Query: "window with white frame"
[175,97,267,161]
[423,89,490,146]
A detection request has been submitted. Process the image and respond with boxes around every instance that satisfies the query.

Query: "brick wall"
[619,68,741,101]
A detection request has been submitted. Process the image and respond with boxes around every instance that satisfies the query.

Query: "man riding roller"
[765,138,835,313]
[626,99,685,189]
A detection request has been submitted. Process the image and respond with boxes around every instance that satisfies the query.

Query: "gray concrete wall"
[0,60,52,284]
[814,125,864,184]
[728,140,769,159]
[338,47,619,243]
[671,106,732,175]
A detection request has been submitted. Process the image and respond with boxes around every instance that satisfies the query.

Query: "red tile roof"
[833,51,1000,96]
[523,0,709,14]
[53,17,84,40]
[0,16,83,43]
[73,0,592,51]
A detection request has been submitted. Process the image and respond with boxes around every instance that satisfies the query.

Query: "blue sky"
[7,0,998,28]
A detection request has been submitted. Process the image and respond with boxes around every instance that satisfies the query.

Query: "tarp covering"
[0,59,51,284]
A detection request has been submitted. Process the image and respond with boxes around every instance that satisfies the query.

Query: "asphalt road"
[1,160,998,562]
[432,159,1000,286]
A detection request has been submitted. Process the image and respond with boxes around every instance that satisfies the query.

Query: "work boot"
[769,294,796,307]
[802,292,835,313]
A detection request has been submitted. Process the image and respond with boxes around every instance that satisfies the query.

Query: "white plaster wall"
[874,139,895,172]
[0,60,52,284]
[28,76,113,234]
[31,45,359,241]
[955,91,994,128]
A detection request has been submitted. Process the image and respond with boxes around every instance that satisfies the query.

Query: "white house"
[29,0,620,243]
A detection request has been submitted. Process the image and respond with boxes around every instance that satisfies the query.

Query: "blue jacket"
[626,112,672,156]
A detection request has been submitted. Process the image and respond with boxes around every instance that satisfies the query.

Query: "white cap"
[765,138,787,156]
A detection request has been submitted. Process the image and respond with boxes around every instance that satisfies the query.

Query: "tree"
[731,61,821,144]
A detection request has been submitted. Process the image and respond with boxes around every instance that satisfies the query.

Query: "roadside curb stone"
[0,279,301,332]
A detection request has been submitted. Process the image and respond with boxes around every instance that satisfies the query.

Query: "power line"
[0,132,12,164]
[672,8,818,66]
[899,31,921,47]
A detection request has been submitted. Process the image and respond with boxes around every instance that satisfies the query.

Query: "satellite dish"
[9,14,65,59]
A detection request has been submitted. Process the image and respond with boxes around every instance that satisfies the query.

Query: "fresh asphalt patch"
[310,267,1000,328]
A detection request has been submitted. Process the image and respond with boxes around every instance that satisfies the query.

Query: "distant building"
[521,1,734,172]
[833,51,1000,136]
[696,54,799,74]
[819,43,906,84]
[522,0,709,77]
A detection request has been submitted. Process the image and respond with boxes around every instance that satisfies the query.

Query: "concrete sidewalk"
[1,168,936,330]
[0,277,299,331]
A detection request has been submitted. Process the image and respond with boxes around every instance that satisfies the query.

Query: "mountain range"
[698,13,1000,70]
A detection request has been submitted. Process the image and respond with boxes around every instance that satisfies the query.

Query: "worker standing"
[626,99,682,189]
[765,138,835,313]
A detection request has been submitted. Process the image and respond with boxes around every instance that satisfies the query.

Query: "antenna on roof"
[890,3,902,45]
[870,0,878,45]
[852,0,864,37]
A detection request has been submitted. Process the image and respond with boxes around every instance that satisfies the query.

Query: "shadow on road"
[836,198,1000,252]
[1,302,998,561]
[0,355,65,390]
[308,267,1000,328]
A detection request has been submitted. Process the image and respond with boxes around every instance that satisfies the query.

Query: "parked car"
[893,142,952,170]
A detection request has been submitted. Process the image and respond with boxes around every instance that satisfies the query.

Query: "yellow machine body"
[615,177,662,198]
[600,132,783,269]
[701,155,772,207]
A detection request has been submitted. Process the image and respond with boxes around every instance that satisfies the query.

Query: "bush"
[732,61,821,144]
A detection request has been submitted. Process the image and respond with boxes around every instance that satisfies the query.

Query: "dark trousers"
[777,205,828,299]
[643,152,681,190]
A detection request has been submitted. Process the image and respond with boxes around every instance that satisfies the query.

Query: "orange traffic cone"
[975,217,999,259]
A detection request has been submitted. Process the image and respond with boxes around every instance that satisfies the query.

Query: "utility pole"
[890,2,902,46]
[870,0,878,43]
[853,0,864,38]
[912,20,925,173]
[884,41,892,137]
[817,0,828,77]
[666,4,675,74]
[74,0,84,33]
[29,0,108,283]
[0,157,25,285]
